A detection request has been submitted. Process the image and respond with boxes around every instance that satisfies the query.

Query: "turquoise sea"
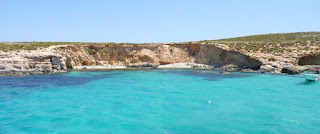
[0,69,320,134]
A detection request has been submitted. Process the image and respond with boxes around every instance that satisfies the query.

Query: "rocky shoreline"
[0,43,317,76]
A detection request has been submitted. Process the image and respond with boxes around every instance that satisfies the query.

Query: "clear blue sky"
[0,0,319,43]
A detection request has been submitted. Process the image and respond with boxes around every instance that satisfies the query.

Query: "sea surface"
[0,69,320,134]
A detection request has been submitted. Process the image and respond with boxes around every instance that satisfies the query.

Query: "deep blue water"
[0,69,320,134]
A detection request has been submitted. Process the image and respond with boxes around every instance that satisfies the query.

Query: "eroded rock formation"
[59,44,262,70]
[0,47,67,75]
[196,45,262,69]
[0,43,316,75]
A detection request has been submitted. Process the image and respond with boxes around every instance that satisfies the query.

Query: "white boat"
[304,74,320,81]
[304,68,320,81]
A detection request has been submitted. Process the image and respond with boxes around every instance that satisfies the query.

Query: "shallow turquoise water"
[0,69,320,134]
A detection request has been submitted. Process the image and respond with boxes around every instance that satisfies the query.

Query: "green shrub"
[87,47,97,55]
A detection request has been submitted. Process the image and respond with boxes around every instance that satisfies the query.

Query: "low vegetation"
[0,42,151,51]
[0,42,75,51]
[200,32,320,54]
[1,32,320,54]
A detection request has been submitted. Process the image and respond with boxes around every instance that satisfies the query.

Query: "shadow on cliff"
[194,45,262,69]
[298,53,320,66]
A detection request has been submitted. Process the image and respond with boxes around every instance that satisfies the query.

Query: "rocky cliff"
[204,32,320,73]
[0,43,318,75]
[58,44,263,70]
[1,32,319,75]
[0,43,264,75]
[0,46,67,75]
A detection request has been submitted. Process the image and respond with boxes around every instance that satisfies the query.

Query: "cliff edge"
[1,32,319,75]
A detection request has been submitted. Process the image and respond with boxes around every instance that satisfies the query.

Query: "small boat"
[304,74,320,81]
[304,68,320,81]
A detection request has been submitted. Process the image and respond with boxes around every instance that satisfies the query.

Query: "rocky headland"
[1,32,320,75]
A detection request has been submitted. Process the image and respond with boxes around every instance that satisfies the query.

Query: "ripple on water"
[159,69,251,81]
[1,69,320,133]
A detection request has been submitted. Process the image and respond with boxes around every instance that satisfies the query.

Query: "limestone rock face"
[2,42,317,75]
[281,65,308,74]
[0,47,67,75]
[62,44,199,67]
[259,65,279,73]
[196,45,262,69]
[62,44,262,70]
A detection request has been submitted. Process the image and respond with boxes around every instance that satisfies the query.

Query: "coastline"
[0,63,215,76]
[2,32,320,76]
[0,63,262,76]
[72,63,212,70]
[72,65,127,70]
[0,61,309,76]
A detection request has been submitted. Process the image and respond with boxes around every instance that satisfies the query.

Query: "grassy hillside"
[214,32,320,43]
[201,32,320,53]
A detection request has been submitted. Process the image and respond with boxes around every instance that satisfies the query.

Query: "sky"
[0,0,319,43]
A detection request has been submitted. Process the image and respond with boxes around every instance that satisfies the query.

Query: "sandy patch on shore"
[73,65,127,70]
[158,63,210,69]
